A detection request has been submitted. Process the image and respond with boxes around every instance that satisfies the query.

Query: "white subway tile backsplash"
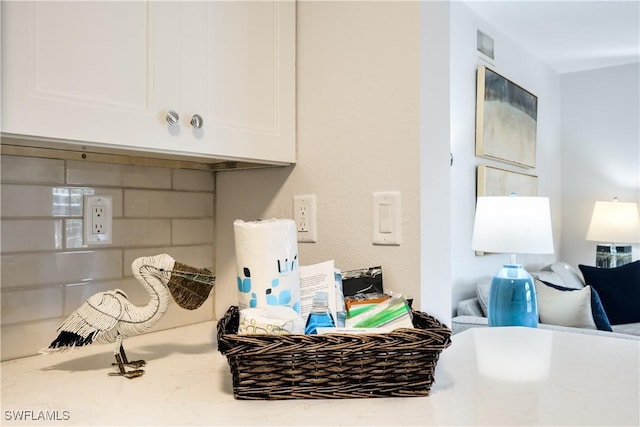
[172,219,214,245]
[172,169,215,192]
[1,155,65,184]
[1,318,66,361]
[123,245,214,277]
[0,185,123,218]
[67,161,172,189]
[114,219,171,247]
[66,219,172,249]
[1,286,64,325]
[125,190,214,218]
[0,155,215,361]
[1,219,63,252]
[65,219,84,249]
[1,185,68,217]
[1,250,123,289]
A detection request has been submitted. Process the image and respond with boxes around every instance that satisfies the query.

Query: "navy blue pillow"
[579,261,640,325]
[540,280,612,331]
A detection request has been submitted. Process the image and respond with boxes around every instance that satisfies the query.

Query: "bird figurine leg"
[109,335,144,379]
[118,343,146,369]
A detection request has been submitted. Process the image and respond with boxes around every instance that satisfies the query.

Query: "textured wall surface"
[215,1,423,319]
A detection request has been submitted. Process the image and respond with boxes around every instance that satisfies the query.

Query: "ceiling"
[463,0,640,74]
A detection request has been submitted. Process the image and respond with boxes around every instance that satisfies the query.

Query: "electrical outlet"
[84,195,113,245]
[92,206,107,234]
[293,195,317,243]
[298,203,309,231]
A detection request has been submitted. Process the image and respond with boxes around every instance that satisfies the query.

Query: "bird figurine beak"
[166,262,215,310]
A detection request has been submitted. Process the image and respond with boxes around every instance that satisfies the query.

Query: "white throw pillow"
[540,262,585,289]
[531,271,565,287]
[535,279,596,329]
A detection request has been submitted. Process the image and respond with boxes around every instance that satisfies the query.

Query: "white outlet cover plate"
[83,195,113,245]
[293,195,318,243]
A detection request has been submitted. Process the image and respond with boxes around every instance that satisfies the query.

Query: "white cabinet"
[1,1,295,166]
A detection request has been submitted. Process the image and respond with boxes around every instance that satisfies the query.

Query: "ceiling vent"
[477,29,495,61]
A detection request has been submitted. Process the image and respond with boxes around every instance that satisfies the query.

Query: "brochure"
[298,260,337,321]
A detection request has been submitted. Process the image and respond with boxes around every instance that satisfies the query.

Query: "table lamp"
[472,196,554,328]
[586,198,639,268]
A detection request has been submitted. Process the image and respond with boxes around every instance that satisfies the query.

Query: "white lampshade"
[586,200,640,244]
[472,196,554,254]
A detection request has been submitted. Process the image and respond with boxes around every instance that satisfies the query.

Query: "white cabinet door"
[2,1,296,165]
[178,1,296,164]
[1,1,181,154]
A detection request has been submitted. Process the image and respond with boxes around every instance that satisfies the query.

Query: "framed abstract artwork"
[476,66,538,169]
[477,164,538,197]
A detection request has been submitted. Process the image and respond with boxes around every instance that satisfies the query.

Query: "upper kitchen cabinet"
[1,1,296,166]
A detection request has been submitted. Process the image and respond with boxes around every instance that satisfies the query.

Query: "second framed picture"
[477,164,538,197]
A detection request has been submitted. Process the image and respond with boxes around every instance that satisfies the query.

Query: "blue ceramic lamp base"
[488,264,538,328]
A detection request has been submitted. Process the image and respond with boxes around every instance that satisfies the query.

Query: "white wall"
[560,63,640,267]
[214,2,425,318]
[214,1,570,323]
[449,2,562,307]
[419,1,453,323]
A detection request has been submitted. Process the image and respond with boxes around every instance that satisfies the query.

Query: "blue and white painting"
[476,66,538,169]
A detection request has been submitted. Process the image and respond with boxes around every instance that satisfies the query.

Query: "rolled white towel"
[238,306,305,335]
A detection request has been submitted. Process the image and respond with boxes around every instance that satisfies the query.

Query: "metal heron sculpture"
[41,254,215,379]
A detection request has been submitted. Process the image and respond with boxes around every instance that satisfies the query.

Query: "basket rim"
[216,305,452,356]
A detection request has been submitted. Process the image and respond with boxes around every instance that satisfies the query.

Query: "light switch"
[379,204,392,233]
[373,192,401,245]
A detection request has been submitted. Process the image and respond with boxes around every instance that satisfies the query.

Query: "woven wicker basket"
[217,305,452,400]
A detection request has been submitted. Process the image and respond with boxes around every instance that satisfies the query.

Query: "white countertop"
[2,321,639,426]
